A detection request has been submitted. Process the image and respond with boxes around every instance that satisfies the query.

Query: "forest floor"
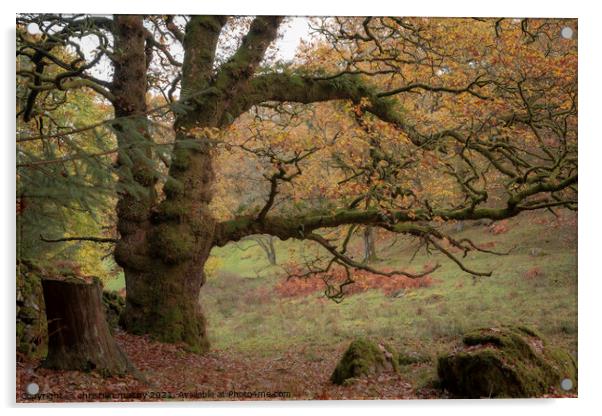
[17,210,578,402]
[17,331,428,401]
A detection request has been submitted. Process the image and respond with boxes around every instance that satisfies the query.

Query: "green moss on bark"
[171,147,191,171]
[117,196,150,225]
[152,201,188,223]
[120,262,211,354]
[149,224,195,264]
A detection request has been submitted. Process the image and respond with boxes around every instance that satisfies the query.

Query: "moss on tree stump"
[331,338,399,385]
[437,326,577,398]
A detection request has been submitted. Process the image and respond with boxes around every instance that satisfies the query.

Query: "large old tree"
[17,15,577,353]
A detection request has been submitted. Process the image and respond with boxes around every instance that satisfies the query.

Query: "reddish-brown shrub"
[274,265,435,298]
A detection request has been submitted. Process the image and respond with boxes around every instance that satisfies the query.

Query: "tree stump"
[41,278,131,376]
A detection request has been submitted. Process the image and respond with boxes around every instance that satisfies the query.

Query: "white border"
[3,1,600,415]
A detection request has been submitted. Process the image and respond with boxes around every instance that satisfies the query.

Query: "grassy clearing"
[200,211,577,368]
[104,210,577,387]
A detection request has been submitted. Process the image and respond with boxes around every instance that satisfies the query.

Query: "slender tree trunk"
[41,279,131,375]
[362,226,378,263]
[266,236,277,265]
[248,235,277,265]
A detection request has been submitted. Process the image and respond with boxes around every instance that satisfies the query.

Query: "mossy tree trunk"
[115,16,232,352]
[118,121,216,352]
[41,279,130,375]
[104,15,213,352]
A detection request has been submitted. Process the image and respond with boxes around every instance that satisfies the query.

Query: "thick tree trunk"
[119,256,211,354]
[118,122,216,353]
[41,278,130,375]
[114,16,278,353]
[116,16,230,352]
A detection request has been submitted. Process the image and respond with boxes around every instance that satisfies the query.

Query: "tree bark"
[362,226,378,263]
[266,236,277,265]
[111,15,155,278]
[41,278,131,375]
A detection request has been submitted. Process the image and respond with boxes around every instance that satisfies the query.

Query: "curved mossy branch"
[17,71,115,102]
[239,73,407,127]
[237,73,485,146]
[212,17,283,102]
[237,72,576,195]
[40,234,117,244]
[165,15,185,43]
[214,172,577,247]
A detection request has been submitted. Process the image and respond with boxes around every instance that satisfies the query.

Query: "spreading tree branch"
[40,234,117,244]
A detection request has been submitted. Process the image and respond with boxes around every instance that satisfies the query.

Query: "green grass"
[104,272,125,291]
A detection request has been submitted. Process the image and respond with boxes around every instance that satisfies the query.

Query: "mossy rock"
[331,338,399,385]
[437,326,577,398]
